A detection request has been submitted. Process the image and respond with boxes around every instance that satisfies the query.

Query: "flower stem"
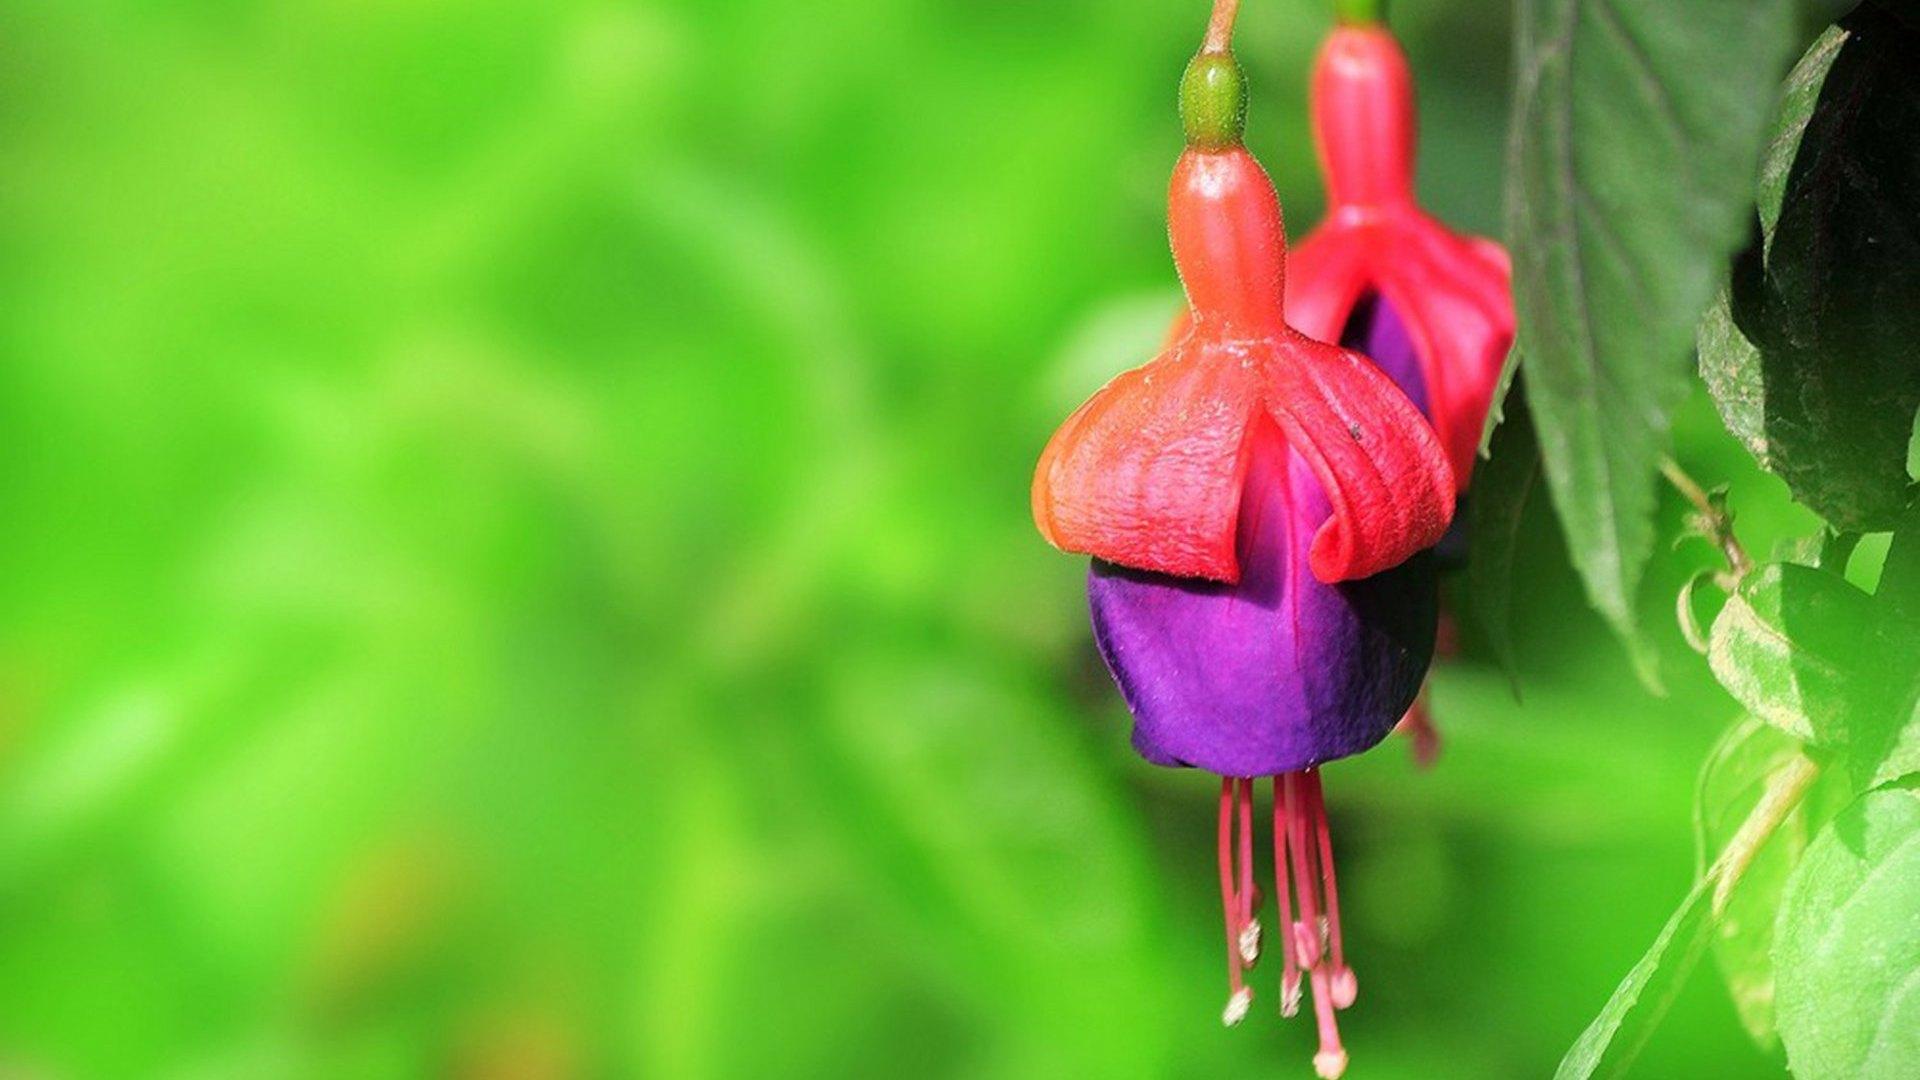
[1204,0,1241,53]
[1333,0,1386,24]
[1659,456,1752,576]
[1708,752,1819,918]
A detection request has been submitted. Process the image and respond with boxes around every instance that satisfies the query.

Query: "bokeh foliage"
[0,1,1837,1076]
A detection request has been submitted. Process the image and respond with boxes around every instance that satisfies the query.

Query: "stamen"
[1287,772,1349,1077]
[1217,778,1248,1023]
[1306,770,1358,1009]
[1236,777,1260,967]
[1271,777,1301,1017]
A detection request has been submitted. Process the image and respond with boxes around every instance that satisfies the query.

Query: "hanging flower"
[1288,20,1514,492]
[1031,22,1453,1076]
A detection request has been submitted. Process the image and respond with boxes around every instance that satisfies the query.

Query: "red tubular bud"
[1311,26,1416,213]
[1169,147,1288,337]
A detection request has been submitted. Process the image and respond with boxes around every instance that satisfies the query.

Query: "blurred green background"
[0,1,1833,1077]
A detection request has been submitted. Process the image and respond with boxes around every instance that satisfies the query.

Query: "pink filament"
[1283,774,1323,968]
[1210,770,1353,1075]
[1218,778,1245,1000]
[1306,770,1357,1008]
[1237,777,1255,937]
[1272,777,1301,1015]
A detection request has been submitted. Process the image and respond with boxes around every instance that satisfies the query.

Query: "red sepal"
[1265,332,1455,582]
[1288,219,1511,487]
[1034,147,1454,584]
[1032,338,1260,583]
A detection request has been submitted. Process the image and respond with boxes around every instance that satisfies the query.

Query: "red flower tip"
[1286,25,1514,489]
[1033,146,1454,584]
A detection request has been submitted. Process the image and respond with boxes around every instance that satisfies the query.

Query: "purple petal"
[1341,292,1426,414]
[1343,292,1469,566]
[1088,425,1436,777]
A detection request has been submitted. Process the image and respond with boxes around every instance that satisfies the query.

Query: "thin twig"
[1659,455,1752,575]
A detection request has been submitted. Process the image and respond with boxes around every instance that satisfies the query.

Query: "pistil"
[1283,771,1350,1078]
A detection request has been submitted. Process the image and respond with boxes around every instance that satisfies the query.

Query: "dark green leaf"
[1469,380,1542,695]
[1876,501,1920,625]
[1706,561,1879,744]
[1693,718,1811,1048]
[1698,13,1920,530]
[1477,346,1524,456]
[1774,784,1920,1079]
[1554,874,1715,1080]
[1508,0,1797,669]
[1857,692,1920,789]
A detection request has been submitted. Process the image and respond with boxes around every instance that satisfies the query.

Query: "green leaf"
[1706,561,1879,744]
[1477,346,1524,456]
[1507,0,1798,669]
[1850,506,1920,786]
[1769,528,1860,574]
[1856,691,1920,789]
[1554,874,1715,1080]
[1907,404,1920,482]
[1774,784,1920,1079]
[1468,380,1542,695]
[1877,500,1920,626]
[1693,718,1811,1048]
[1698,13,1920,531]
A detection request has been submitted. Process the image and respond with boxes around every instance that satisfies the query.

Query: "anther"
[1238,918,1263,967]
[1236,777,1256,957]
[1222,986,1254,1027]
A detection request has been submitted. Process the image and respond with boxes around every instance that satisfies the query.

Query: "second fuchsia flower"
[1291,17,1518,764]
[1289,22,1515,492]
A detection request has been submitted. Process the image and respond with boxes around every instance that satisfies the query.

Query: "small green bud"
[1180,51,1246,150]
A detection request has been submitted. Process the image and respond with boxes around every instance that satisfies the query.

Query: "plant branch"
[1659,456,1752,576]
[1707,752,1818,918]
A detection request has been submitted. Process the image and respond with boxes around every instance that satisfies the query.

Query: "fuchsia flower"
[1287,23,1515,489]
[1291,21,1518,764]
[1032,41,1454,1077]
